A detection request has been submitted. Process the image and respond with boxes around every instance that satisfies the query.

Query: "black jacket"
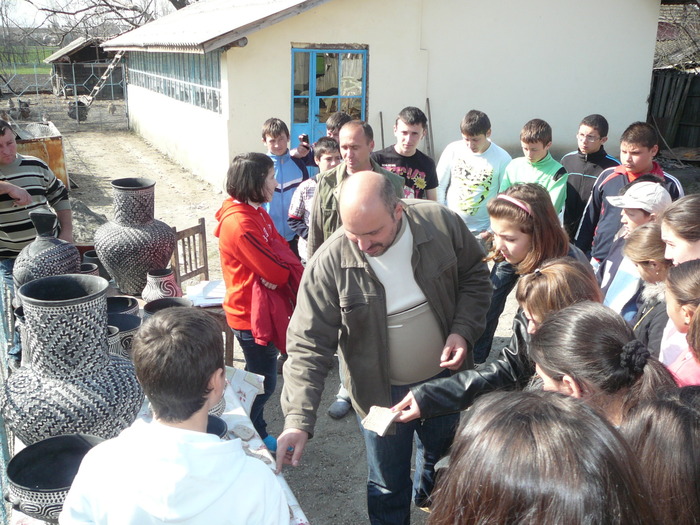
[561,147,619,240]
[412,310,533,419]
[633,282,668,358]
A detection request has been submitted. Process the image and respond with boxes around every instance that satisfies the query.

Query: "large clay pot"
[94,178,176,295]
[141,268,182,302]
[13,207,80,291]
[1,274,145,445]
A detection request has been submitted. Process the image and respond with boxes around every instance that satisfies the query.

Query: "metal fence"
[1,62,128,133]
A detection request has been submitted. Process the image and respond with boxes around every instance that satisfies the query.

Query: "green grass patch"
[0,45,58,65]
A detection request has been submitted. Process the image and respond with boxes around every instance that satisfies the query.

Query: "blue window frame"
[291,48,367,148]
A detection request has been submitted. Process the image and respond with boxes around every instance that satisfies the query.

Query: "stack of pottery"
[1,274,144,445]
[94,178,176,295]
[141,268,182,302]
[12,207,80,291]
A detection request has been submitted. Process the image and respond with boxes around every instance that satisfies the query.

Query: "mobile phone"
[299,134,309,144]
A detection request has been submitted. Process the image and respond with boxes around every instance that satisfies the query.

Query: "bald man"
[277,171,491,524]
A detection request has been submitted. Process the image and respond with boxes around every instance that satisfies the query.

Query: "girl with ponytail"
[529,301,676,425]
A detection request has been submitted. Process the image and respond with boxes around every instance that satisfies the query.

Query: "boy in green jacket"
[499,118,568,214]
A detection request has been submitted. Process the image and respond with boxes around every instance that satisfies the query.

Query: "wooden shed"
[44,37,124,99]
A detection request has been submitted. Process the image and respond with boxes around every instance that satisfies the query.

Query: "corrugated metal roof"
[102,0,331,54]
[44,37,103,63]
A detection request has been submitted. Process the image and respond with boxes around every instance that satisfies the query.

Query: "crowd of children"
[234,109,699,523]
[61,106,700,524]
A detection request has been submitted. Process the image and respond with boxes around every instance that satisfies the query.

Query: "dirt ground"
[61,129,513,525]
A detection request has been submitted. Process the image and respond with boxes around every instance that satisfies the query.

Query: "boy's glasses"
[577,133,600,143]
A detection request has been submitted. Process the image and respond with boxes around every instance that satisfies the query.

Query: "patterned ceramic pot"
[141,268,182,302]
[106,325,121,357]
[13,207,80,292]
[1,274,145,445]
[82,249,111,281]
[5,434,103,523]
[94,178,176,295]
[13,306,29,366]
[107,313,142,360]
[208,395,226,417]
[79,263,99,276]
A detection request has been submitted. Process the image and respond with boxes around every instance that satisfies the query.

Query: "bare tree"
[21,0,185,43]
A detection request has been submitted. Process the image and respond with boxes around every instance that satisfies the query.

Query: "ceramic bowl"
[206,415,229,440]
[106,295,139,317]
[5,434,104,523]
[142,297,193,320]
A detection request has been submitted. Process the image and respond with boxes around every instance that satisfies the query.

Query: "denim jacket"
[282,199,491,436]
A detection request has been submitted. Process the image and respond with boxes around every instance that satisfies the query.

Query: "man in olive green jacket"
[278,171,490,524]
[306,120,404,258]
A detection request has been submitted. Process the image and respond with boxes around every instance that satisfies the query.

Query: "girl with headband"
[472,183,587,363]
[530,301,675,426]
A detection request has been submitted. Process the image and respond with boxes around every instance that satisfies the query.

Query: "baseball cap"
[606,182,672,215]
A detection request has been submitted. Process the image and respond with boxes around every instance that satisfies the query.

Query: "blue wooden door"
[290,48,367,149]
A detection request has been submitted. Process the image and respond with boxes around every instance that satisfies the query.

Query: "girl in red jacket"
[215,152,301,452]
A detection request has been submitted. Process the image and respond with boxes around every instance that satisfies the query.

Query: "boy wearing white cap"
[598,179,672,321]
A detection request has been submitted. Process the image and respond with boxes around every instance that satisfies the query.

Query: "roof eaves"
[104,0,331,54]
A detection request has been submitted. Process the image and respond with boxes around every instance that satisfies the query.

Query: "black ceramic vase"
[1,274,145,445]
[94,178,176,295]
[12,207,80,291]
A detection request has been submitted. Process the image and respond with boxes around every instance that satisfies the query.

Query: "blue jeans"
[0,259,20,359]
[360,371,459,525]
[472,260,518,363]
[232,329,278,440]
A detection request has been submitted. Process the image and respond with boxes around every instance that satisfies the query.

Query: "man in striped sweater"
[0,119,73,365]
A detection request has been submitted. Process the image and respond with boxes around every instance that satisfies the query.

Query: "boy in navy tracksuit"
[575,121,683,264]
[561,114,619,239]
[261,118,308,256]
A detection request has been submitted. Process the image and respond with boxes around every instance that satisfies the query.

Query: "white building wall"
[129,0,662,188]
[126,84,229,188]
[224,0,429,164]
[421,0,662,159]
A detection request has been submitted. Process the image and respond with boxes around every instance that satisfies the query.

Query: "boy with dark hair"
[61,308,288,524]
[437,109,512,237]
[371,106,439,200]
[499,118,568,214]
[261,117,308,254]
[576,121,684,263]
[325,111,353,141]
[561,114,619,239]
[288,136,342,264]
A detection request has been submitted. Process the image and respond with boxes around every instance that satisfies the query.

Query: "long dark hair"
[428,391,660,525]
[487,183,569,274]
[529,302,676,423]
[621,387,700,525]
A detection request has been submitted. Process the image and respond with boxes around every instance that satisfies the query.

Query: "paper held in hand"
[361,406,401,437]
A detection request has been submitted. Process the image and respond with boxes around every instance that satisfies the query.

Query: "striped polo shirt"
[0,154,70,258]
